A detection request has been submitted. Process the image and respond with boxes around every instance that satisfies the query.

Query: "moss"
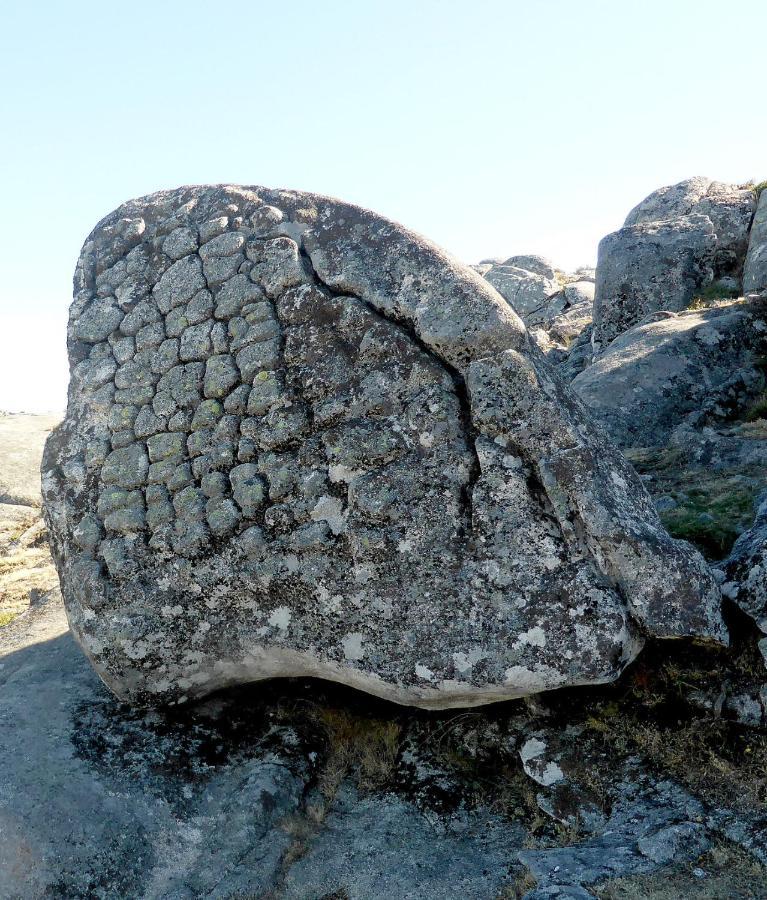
[688,281,741,309]
[657,477,758,559]
[625,447,766,559]
[0,610,19,627]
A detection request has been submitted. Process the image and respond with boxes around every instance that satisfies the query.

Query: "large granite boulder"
[592,215,718,347]
[573,298,767,448]
[593,178,757,347]
[625,176,756,262]
[42,185,725,710]
[745,190,767,295]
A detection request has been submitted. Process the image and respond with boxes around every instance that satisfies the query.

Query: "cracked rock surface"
[43,185,726,709]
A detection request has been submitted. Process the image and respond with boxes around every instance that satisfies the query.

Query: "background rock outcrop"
[592,178,757,348]
[572,298,767,448]
[744,189,767,295]
[42,185,725,711]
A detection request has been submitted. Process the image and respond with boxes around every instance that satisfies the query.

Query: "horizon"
[2,0,765,413]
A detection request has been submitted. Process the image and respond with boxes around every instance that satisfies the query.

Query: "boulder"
[484,263,560,319]
[744,190,767,295]
[42,185,726,710]
[573,298,767,448]
[593,178,757,348]
[625,176,756,261]
[592,215,718,347]
[544,280,594,345]
[502,254,557,280]
[723,493,767,634]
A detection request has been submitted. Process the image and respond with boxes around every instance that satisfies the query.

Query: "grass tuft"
[688,281,741,309]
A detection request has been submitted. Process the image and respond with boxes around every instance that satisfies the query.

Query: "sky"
[1,0,765,413]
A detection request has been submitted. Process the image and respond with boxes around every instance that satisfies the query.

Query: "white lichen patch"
[342,632,365,661]
[452,647,489,674]
[512,626,546,650]
[310,495,346,535]
[415,664,436,682]
[268,606,291,629]
[519,736,565,786]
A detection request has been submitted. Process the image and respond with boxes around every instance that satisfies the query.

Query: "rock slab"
[573,298,767,447]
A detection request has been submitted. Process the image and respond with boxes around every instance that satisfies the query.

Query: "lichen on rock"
[42,185,726,709]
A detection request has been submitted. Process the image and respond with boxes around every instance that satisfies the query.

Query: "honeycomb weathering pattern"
[42,185,727,709]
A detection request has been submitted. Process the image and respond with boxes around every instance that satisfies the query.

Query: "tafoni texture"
[42,186,725,709]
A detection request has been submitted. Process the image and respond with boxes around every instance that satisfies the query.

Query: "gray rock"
[573,298,767,447]
[593,178,757,348]
[744,190,767,295]
[592,215,718,346]
[281,784,526,899]
[502,254,557,279]
[557,325,594,382]
[723,494,767,632]
[0,595,306,899]
[636,822,709,865]
[519,761,710,895]
[544,281,594,345]
[625,176,756,261]
[43,185,726,711]
[485,263,560,319]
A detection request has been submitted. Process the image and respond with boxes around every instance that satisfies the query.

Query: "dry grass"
[595,841,767,899]
[496,868,538,898]
[309,706,401,811]
[0,512,57,627]
[578,639,767,811]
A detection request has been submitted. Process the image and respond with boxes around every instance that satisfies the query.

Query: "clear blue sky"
[1,0,764,412]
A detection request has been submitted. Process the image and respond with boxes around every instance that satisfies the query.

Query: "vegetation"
[688,280,741,309]
[566,625,767,811]
[744,392,767,422]
[595,842,767,899]
[753,179,767,200]
[308,705,401,811]
[0,514,58,627]
[626,446,765,558]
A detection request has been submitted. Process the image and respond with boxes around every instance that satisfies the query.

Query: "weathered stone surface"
[573,298,767,447]
[43,185,726,710]
[484,262,560,319]
[723,493,767,634]
[543,281,594,345]
[0,590,763,898]
[592,215,718,347]
[592,179,757,348]
[744,190,767,295]
[624,176,756,260]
